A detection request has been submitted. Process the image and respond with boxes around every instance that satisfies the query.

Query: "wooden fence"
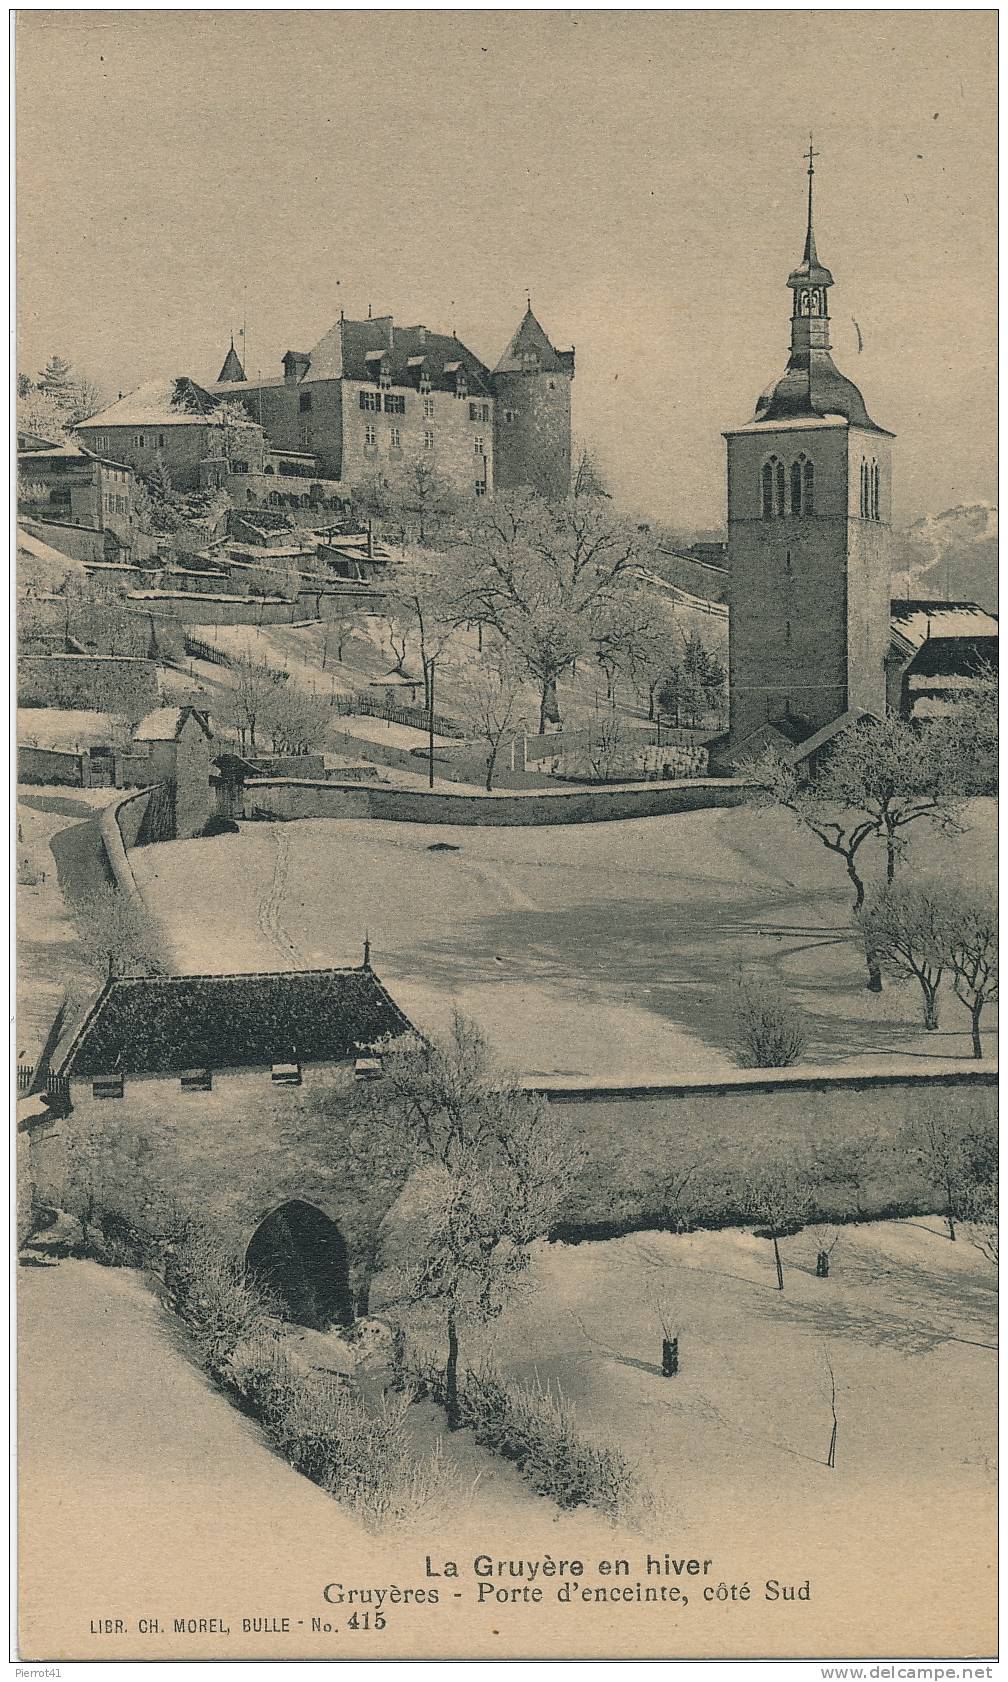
[184,633,232,667]
[17,1066,69,1103]
[332,692,466,739]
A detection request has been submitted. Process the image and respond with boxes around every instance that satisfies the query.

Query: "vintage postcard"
[14,8,997,1666]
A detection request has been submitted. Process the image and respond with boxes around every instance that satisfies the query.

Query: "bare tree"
[742,1155,814,1290]
[813,1135,884,1217]
[961,1177,998,1266]
[449,489,657,733]
[261,679,329,756]
[747,750,883,989]
[945,888,998,1059]
[389,556,461,712]
[72,882,170,978]
[858,880,954,1031]
[356,1014,577,1427]
[821,716,967,886]
[353,457,460,550]
[381,611,415,680]
[823,1348,838,1469]
[457,648,529,790]
[216,655,284,753]
[900,1106,995,1242]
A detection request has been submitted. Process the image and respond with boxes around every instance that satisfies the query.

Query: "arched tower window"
[803,458,814,514]
[774,460,785,517]
[790,459,803,516]
[859,459,868,518]
[761,461,774,520]
[872,461,880,521]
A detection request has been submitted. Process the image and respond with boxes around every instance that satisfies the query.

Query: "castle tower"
[724,145,895,755]
[491,305,575,499]
[217,336,246,383]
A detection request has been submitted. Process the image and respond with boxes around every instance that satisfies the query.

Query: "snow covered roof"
[133,706,212,743]
[889,599,999,657]
[16,526,78,567]
[76,378,226,429]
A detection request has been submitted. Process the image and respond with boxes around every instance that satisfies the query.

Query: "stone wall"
[32,1059,995,1312]
[126,592,298,627]
[17,745,86,786]
[18,653,159,714]
[237,775,748,826]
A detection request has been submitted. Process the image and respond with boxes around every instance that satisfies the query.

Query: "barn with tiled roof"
[58,963,414,1079]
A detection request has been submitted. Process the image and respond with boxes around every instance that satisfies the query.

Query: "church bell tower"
[724,143,895,757]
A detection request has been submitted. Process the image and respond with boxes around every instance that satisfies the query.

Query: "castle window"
[299,391,312,412]
[785,619,791,642]
[790,460,803,517]
[423,397,435,419]
[469,402,480,421]
[137,434,145,448]
[364,424,376,447]
[774,460,785,517]
[474,436,485,456]
[803,458,814,514]
[872,461,880,521]
[384,393,405,415]
[475,479,487,497]
[360,390,380,412]
[157,433,165,447]
[419,373,431,394]
[761,461,774,520]
[389,426,401,450]
[424,429,434,450]
[504,408,516,423]
[379,370,392,391]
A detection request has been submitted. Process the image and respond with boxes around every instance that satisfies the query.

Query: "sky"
[16,10,997,529]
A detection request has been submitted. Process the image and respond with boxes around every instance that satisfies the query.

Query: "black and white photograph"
[13,8,998,1665]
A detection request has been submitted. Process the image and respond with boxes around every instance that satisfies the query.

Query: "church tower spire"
[787,137,834,354]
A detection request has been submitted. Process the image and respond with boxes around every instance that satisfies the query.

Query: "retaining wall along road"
[236,775,748,826]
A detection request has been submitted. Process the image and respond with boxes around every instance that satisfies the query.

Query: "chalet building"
[131,706,214,837]
[887,600,998,717]
[75,377,265,493]
[212,305,575,502]
[17,440,137,552]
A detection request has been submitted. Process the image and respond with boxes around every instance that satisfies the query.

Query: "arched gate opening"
[245,1200,352,1329]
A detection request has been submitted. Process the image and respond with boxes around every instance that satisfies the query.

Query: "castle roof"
[225,316,494,396]
[493,306,569,374]
[217,340,246,383]
[58,965,414,1076]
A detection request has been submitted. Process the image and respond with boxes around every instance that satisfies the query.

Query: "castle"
[213,305,575,503]
[724,147,895,756]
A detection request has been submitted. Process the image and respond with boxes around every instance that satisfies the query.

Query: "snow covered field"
[131,802,997,1082]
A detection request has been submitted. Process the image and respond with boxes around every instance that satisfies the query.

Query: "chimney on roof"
[362,931,371,969]
[417,325,426,347]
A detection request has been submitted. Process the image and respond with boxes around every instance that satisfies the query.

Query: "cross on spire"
[803,134,820,266]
